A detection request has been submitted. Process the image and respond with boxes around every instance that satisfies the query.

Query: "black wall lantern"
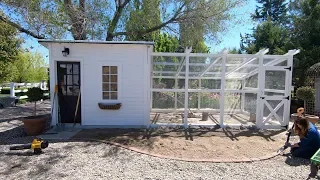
[62,47,70,57]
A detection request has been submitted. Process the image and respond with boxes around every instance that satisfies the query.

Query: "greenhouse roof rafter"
[244,49,300,78]
[199,49,228,77]
[225,48,269,78]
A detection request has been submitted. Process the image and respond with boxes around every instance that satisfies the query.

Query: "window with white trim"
[102,66,118,100]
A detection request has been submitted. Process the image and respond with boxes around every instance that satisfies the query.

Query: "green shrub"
[296,86,315,102]
[17,99,27,104]
[296,86,315,111]
[26,87,44,115]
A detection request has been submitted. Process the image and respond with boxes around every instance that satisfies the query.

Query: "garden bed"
[72,128,294,161]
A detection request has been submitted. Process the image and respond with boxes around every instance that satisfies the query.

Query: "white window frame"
[101,63,121,102]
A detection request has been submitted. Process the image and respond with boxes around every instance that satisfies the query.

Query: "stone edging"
[72,138,281,163]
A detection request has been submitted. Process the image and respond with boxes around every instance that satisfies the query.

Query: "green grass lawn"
[0,94,9,97]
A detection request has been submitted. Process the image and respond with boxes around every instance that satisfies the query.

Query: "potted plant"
[23,87,48,136]
[296,86,318,124]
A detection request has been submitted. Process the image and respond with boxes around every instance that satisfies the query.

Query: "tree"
[289,0,320,87]
[154,33,179,52]
[240,20,290,54]
[240,0,290,54]
[0,0,242,42]
[0,14,22,83]
[252,0,288,25]
[125,0,161,41]
[179,0,209,53]
[13,51,48,83]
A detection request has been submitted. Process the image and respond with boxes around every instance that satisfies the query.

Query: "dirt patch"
[72,128,294,161]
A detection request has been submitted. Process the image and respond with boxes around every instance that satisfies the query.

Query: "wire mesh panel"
[187,92,221,125]
[149,49,298,129]
[151,55,186,125]
[260,66,289,128]
[245,74,258,88]
[261,98,285,126]
[264,70,286,93]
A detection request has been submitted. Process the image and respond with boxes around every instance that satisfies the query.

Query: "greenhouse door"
[259,66,291,129]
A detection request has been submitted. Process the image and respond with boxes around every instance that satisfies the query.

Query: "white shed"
[39,40,153,127]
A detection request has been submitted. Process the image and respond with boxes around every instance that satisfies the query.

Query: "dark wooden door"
[57,62,81,123]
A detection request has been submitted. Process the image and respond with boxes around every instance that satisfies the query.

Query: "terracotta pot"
[23,115,48,136]
[291,113,319,125]
[305,115,319,125]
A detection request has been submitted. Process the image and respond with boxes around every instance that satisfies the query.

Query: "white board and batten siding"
[43,41,153,127]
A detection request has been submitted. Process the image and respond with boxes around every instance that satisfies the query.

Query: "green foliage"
[240,20,289,54]
[0,17,22,83]
[252,0,288,25]
[26,87,44,115]
[17,99,27,104]
[1,0,242,42]
[296,86,315,102]
[228,47,242,54]
[154,33,179,52]
[26,87,44,102]
[179,0,211,53]
[13,52,48,83]
[289,0,320,87]
[126,0,161,41]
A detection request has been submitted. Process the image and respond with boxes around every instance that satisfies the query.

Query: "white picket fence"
[0,81,49,99]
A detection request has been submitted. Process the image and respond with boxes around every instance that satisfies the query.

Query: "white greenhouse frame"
[149,47,300,129]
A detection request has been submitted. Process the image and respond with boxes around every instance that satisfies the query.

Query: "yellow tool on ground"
[9,137,49,154]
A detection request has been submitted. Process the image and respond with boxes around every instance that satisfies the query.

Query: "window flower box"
[98,102,121,110]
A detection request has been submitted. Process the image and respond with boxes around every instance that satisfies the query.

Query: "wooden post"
[10,82,15,98]
[220,51,227,128]
[241,79,245,112]
[198,79,201,110]
[174,78,177,110]
[184,47,192,129]
[256,51,266,128]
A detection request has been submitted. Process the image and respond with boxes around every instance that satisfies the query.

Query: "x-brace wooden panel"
[262,100,284,125]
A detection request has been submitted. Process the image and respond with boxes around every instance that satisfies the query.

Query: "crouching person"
[290,117,320,159]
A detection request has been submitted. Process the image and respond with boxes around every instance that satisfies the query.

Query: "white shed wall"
[48,43,151,126]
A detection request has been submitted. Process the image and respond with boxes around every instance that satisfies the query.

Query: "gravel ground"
[0,141,315,180]
[0,101,318,180]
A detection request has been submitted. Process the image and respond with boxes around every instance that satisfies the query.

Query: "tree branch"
[64,0,87,40]
[112,3,186,38]
[0,15,45,39]
[106,0,131,41]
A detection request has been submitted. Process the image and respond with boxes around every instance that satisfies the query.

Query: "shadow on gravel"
[282,153,311,167]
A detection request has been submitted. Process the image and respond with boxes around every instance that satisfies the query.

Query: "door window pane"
[67,86,74,95]
[67,64,73,74]
[73,75,79,86]
[73,64,79,74]
[73,86,80,96]
[67,75,73,86]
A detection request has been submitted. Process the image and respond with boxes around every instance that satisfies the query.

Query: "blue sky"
[21,0,257,63]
